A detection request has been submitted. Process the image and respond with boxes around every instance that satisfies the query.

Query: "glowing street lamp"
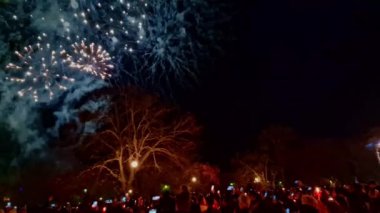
[130,160,138,168]
[191,176,197,183]
[162,184,171,192]
[254,176,261,183]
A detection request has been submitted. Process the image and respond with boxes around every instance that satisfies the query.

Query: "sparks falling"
[63,0,148,54]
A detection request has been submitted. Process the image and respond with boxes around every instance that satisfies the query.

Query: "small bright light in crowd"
[91,201,98,208]
[128,189,133,194]
[130,160,138,168]
[99,197,103,201]
[254,176,261,183]
[102,207,107,212]
[191,176,197,183]
[162,184,170,192]
[83,188,88,193]
[314,186,322,200]
[315,186,321,193]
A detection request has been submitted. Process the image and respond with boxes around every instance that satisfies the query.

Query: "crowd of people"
[1,180,379,213]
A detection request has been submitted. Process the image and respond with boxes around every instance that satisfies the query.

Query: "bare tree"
[183,163,220,193]
[257,126,299,180]
[231,153,278,189]
[78,88,199,192]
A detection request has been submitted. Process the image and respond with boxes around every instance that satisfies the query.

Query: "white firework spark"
[8,0,226,92]
[64,0,148,53]
[5,43,75,103]
[63,41,114,79]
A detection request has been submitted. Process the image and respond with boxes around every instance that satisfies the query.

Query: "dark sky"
[181,0,380,164]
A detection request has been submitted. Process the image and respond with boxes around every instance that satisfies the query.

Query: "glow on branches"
[63,41,114,79]
[5,43,75,103]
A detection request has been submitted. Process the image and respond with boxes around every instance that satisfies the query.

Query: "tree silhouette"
[78,87,200,192]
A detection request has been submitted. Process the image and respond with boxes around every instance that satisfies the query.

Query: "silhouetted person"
[159,191,175,213]
[348,183,370,213]
[176,185,190,213]
[190,193,201,213]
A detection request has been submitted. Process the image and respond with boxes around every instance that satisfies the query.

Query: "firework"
[62,0,148,54]
[5,43,75,103]
[63,41,114,79]
[7,0,226,92]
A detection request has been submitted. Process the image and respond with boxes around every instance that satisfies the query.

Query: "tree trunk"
[121,178,127,193]
[127,170,135,190]
[119,155,127,193]
[271,173,276,189]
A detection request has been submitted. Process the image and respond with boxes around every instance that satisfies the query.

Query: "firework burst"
[5,43,75,103]
[63,41,114,79]
[140,0,224,83]
[4,0,227,98]
[60,0,148,55]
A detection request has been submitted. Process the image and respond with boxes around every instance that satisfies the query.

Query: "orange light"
[191,177,197,183]
[130,160,138,168]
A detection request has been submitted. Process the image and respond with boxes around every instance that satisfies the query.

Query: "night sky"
[1,0,379,197]
[181,0,380,164]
